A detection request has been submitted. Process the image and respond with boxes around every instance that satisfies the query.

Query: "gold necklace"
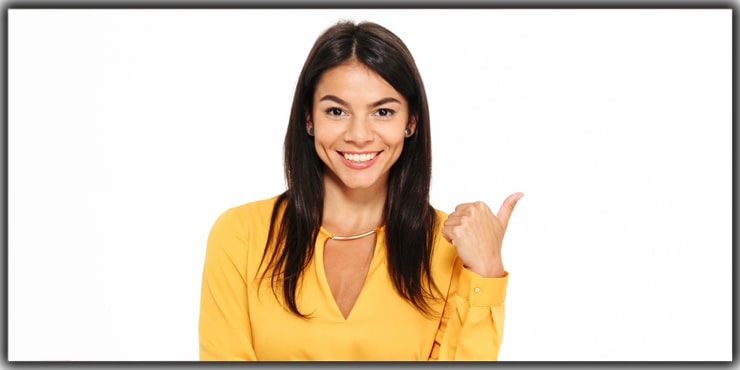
[328,228,377,241]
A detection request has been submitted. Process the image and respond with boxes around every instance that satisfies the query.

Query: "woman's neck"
[321,176,386,236]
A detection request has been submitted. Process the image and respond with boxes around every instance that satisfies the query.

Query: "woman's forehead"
[313,62,404,105]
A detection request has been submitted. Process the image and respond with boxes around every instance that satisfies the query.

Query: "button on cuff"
[458,267,509,307]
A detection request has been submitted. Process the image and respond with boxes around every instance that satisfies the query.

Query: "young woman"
[199,20,523,361]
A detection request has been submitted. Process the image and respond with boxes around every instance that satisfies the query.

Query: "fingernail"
[517,193,524,201]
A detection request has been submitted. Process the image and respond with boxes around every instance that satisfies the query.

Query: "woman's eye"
[326,107,344,117]
[376,108,394,118]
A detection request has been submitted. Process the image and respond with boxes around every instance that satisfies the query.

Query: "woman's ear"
[306,115,314,136]
[405,116,417,137]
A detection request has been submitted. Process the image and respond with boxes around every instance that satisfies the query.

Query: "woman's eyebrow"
[318,95,402,109]
[369,97,402,108]
[319,94,349,106]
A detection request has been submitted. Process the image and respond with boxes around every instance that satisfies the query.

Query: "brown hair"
[259,21,439,317]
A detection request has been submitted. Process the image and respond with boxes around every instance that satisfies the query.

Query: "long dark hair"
[259,21,439,317]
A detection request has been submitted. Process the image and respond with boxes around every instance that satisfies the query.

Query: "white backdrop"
[8,9,732,361]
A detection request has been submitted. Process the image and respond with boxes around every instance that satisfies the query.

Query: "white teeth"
[343,152,377,163]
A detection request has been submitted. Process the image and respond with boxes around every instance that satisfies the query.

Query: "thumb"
[497,192,524,232]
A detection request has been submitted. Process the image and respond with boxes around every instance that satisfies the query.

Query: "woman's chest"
[247,259,445,360]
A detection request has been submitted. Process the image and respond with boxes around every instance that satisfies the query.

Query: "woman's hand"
[441,192,523,278]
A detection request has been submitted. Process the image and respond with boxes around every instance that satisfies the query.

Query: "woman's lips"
[337,151,382,169]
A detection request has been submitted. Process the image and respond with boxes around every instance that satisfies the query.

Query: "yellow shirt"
[199,196,508,361]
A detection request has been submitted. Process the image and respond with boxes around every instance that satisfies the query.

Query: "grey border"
[1,1,736,368]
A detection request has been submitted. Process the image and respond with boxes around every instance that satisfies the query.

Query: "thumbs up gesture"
[441,192,523,278]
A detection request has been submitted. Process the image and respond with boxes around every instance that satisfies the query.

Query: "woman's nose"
[344,116,373,144]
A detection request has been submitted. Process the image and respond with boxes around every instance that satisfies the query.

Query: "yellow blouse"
[199,196,508,361]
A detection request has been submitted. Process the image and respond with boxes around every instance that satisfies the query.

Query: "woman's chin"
[331,175,387,193]
[340,181,382,192]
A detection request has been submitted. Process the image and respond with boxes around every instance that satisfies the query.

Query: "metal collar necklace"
[329,228,377,241]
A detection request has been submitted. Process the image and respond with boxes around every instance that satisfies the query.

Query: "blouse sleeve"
[429,259,509,360]
[198,208,257,360]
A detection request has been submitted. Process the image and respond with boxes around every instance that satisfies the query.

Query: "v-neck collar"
[315,227,386,321]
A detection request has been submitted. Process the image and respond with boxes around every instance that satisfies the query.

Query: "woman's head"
[264,21,439,317]
[284,21,432,199]
[309,60,413,193]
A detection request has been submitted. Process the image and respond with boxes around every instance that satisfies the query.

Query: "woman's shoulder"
[210,194,283,238]
[428,206,460,287]
[204,196,284,283]
[432,207,451,235]
[432,207,449,221]
[430,206,453,249]
[228,194,283,221]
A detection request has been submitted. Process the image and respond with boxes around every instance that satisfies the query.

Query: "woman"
[199,20,523,361]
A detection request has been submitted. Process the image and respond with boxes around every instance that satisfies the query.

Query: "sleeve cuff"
[456,267,508,307]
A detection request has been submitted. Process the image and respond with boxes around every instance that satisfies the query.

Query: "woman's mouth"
[342,151,380,163]
[338,151,382,169]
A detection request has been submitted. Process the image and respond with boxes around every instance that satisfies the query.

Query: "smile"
[341,151,381,163]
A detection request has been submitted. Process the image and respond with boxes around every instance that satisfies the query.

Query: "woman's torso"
[233,196,458,360]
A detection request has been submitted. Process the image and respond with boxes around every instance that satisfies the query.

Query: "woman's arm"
[430,193,521,360]
[199,208,256,360]
[430,261,508,360]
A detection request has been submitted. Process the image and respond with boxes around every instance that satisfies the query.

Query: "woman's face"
[309,60,415,193]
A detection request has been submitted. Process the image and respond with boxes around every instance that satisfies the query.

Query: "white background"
[8,9,732,361]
